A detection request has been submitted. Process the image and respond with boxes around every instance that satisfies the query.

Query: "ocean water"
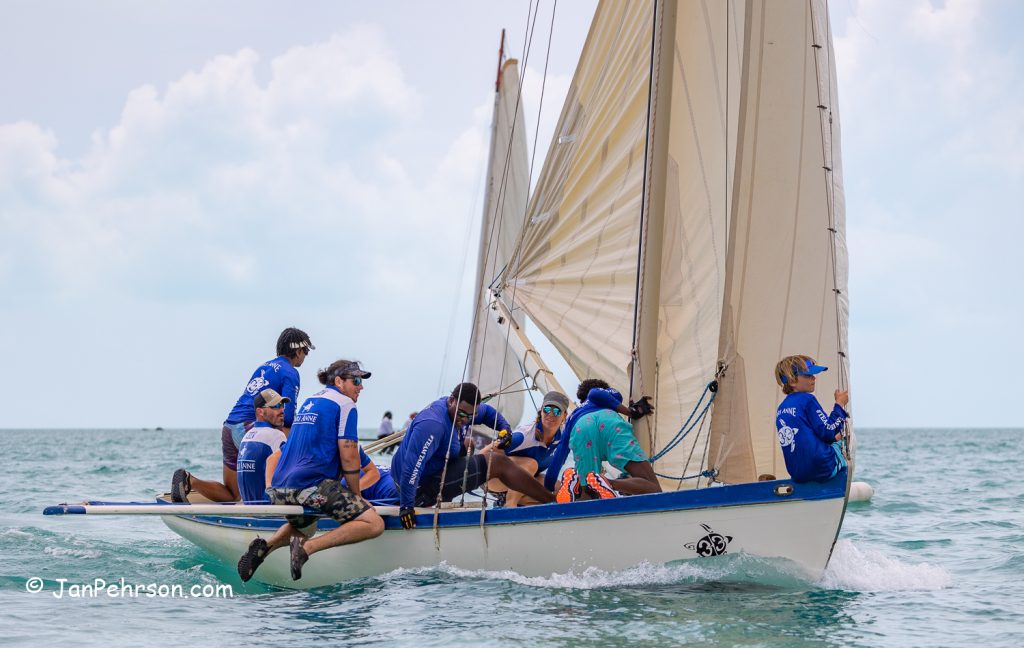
[1,428,1021,646]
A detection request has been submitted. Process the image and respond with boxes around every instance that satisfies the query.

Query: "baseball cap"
[254,388,290,409]
[796,359,828,376]
[541,391,570,412]
[339,361,371,379]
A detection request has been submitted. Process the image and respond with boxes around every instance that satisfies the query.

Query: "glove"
[628,396,654,420]
[399,506,417,530]
[495,429,512,450]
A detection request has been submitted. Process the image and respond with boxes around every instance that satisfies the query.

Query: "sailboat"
[44,0,854,589]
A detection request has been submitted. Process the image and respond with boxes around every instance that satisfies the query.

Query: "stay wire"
[445,0,543,526]
[477,0,557,523]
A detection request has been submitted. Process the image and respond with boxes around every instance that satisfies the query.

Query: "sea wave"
[819,539,952,591]
[43,546,102,559]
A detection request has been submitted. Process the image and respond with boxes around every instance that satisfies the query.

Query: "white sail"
[504,1,653,390]
[467,57,530,424]
[709,0,849,483]
[503,0,848,488]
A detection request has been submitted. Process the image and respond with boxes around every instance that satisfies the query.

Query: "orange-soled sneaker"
[585,472,617,499]
[555,468,580,503]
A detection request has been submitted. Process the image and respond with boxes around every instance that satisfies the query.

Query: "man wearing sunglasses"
[391,382,556,529]
[236,359,384,583]
[235,388,289,504]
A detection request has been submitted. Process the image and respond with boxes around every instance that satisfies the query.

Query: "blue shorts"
[221,421,253,468]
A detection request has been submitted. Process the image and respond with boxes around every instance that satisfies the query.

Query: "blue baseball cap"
[796,359,828,376]
[781,359,828,384]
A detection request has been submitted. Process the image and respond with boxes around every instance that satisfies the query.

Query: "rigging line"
[447,0,543,526]
[481,0,548,406]
[467,0,542,400]
[808,0,847,393]
[433,380,478,548]
[502,0,568,302]
[502,0,559,409]
[692,404,714,489]
[629,0,665,402]
[437,148,489,395]
[649,385,717,463]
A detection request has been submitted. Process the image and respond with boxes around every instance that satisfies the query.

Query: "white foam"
[44,546,102,559]
[1,528,33,539]
[819,539,952,591]
[383,557,804,590]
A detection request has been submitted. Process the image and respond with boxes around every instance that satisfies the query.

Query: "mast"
[630,0,678,455]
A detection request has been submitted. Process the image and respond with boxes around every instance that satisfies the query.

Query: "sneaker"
[170,468,192,503]
[237,538,269,582]
[585,472,617,499]
[556,468,580,504]
[492,491,507,508]
[289,536,309,581]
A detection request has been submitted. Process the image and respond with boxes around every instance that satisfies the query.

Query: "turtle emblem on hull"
[685,523,733,557]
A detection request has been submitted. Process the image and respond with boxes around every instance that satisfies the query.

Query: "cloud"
[833,0,1024,425]
[0,25,486,308]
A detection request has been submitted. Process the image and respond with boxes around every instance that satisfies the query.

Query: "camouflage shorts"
[267,479,371,531]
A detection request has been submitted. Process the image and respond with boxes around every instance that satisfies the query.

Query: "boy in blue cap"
[774,355,850,483]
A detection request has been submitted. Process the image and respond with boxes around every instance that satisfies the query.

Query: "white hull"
[162,480,846,589]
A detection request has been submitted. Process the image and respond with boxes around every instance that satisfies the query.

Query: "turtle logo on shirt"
[778,419,798,453]
[685,524,732,557]
[246,370,269,395]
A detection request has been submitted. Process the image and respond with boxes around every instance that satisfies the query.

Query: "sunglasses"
[455,409,474,420]
[268,403,285,410]
[542,405,562,416]
[343,376,363,386]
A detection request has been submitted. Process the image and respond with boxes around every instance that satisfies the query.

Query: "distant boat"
[46,0,855,588]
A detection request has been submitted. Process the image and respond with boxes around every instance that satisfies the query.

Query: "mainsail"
[467,55,530,424]
[500,0,849,488]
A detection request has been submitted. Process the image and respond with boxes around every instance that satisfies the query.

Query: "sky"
[1,0,1021,429]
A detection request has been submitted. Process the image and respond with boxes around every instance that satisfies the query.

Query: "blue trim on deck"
[139,471,848,532]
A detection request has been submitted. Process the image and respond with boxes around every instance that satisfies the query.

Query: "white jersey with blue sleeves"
[236,423,286,502]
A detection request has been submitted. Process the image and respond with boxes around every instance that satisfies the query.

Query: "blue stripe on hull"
[163,471,848,532]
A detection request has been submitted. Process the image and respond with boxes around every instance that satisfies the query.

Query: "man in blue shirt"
[235,388,289,503]
[340,447,399,505]
[171,327,313,503]
[391,383,555,529]
[236,359,384,583]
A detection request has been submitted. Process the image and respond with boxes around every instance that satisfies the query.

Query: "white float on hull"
[849,481,874,502]
[160,479,846,589]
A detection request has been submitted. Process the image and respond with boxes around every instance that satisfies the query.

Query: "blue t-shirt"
[391,397,511,510]
[507,420,563,475]
[225,356,301,428]
[270,386,358,490]
[340,448,399,504]
[236,422,286,503]
[775,391,848,483]
[544,388,622,491]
